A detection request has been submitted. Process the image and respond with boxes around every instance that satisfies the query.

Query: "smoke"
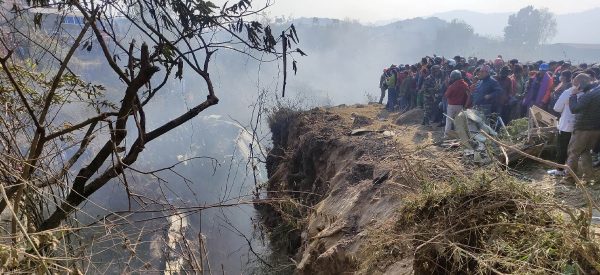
[46,10,600,273]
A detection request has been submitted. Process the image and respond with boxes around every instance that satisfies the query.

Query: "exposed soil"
[259,103,600,274]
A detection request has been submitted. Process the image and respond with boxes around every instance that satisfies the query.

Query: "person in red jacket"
[444,70,469,138]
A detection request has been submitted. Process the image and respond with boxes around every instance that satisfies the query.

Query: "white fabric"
[553,87,579,133]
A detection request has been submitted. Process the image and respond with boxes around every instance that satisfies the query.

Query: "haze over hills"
[296,7,600,45]
[432,8,600,44]
[282,14,600,105]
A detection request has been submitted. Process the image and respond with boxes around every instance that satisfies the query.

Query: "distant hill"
[432,8,600,44]
[431,10,509,39]
[554,8,600,44]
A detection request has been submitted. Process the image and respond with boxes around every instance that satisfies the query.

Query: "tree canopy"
[435,19,475,56]
[504,6,557,47]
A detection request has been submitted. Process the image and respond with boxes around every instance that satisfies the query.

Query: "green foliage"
[0,62,111,112]
[499,117,529,143]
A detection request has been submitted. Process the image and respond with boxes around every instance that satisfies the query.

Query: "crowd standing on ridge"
[379,55,600,183]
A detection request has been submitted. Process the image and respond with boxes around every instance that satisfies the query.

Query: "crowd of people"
[378,55,600,183]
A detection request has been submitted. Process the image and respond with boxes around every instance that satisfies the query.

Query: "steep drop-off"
[259,104,600,274]
[261,105,433,274]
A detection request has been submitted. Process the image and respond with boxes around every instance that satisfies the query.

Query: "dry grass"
[394,171,600,274]
[356,171,600,274]
[264,105,600,274]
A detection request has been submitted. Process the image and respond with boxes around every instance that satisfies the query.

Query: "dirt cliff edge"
[259,104,600,275]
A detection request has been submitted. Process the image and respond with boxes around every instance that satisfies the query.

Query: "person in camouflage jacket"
[421,65,443,125]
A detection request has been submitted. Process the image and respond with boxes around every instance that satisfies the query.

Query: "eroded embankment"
[258,104,600,275]
[258,105,442,274]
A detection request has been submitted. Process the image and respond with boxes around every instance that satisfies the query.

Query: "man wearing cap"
[471,64,502,117]
[523,63,554,111]
[421,65,443,126]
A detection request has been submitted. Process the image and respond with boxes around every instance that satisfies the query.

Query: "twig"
[480,130,596,236]
[0,184,51,274]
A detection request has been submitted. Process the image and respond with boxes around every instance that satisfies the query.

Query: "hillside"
[432,9,510,39]
[433,8,600,44]
[259,104,600,274]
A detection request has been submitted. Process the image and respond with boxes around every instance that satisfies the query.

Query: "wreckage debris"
[447,107,559,165]
[350,128,395,137]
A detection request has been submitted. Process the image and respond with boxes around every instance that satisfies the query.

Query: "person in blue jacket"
[471,64,502,117]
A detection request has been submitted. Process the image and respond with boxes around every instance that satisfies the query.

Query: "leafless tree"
[0,0,301,272]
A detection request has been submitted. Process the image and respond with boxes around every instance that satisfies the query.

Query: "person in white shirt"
[548,71,576,176]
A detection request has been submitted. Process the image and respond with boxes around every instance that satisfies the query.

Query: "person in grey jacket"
[564,73,600,181]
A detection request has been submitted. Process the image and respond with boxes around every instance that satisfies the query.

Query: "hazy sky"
[260,0,600,23]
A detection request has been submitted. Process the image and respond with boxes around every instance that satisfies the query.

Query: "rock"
[383,131,395,137]
[351,114,373,128]
[395,108,424,125]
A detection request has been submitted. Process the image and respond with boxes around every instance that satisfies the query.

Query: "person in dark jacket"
[394,68,407,110]
[564,73,600,181]
[421,65,443,126]
[399,70,416,111]
[497,66,515,124]
[408,66,419,108]
[416,66,428,108]
[511,64,528,118]
[471,65,502,117]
